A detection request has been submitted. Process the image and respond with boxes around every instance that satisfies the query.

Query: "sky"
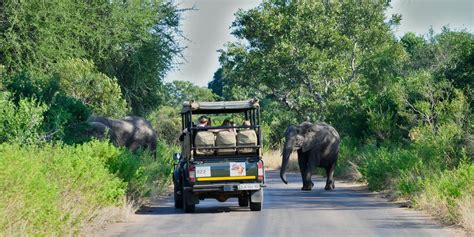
[165,0,474,87]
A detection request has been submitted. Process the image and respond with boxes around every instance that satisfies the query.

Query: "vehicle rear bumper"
[186,182,263,193]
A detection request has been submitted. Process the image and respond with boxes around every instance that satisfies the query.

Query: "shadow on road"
[135,200,257,216]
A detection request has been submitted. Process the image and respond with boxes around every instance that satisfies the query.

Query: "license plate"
[196,166,211,177]
[238,183,260,190]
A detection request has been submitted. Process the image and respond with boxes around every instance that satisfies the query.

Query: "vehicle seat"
[195,131,215,155]
[237,129,257,154]
[215,130,236,155]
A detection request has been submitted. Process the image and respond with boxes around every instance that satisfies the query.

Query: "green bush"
[361,147,417,191]
[0,141,126,235]
[0,92,48,144]
[334,137,363,178]
[147,106,182,146]
[106,142,176,201]
[2,72,92,143]
[415,162,474,230]
[0,140,176,235]
[54,58,129,117]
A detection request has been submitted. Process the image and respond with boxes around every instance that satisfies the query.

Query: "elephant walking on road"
[87,116,157,158]
[280,122,340,191]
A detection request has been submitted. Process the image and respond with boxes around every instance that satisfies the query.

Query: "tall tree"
[0,0,183,115]
[165,80,216,106]
[218,0,397,122]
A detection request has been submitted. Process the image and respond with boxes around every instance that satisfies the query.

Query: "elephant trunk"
[280,147,291,184]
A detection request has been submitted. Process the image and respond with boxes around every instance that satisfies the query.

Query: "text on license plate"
[196,166,211,177]
[238,183,260,190]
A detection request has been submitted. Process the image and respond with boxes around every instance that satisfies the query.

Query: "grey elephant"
[280,122,340,191]
[87,116,157,158]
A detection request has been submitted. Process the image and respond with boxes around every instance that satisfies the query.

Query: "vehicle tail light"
[257,161,264,181]
[188,165,196,183]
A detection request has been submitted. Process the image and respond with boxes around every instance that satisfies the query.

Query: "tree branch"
[348,41,358,83]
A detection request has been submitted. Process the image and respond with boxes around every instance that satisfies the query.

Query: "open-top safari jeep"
[173,99,265,213]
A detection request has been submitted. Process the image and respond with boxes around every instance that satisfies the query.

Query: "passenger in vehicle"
[179,115,210,142]
[220,119,236,135]
[239,120,251,131]
[197,116,209,128]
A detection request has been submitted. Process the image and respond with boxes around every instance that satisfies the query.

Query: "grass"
[414,163,474,232]
[0,140,175,236]
[339,137,474,233]
[263,149,298,171]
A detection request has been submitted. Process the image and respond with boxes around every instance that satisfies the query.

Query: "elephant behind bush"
[86,116,157,157]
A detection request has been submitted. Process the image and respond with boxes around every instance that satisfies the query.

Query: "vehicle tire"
[238,196,249,207]
[183,191,195,213]
[249,189,263,211]
[174,184,183,209]
[249,201,262,211]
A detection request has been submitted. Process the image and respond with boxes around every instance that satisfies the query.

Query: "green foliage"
[147,106,182,146]
[401,29,474,106]
[259,98,298,148]
[2,73,91,143]
[165,80,217,106]
[366,148,420,191]
[0,92,48,144]
[0,0,183,115]
[54,58,129,117]
[0,140,176,235]
[150,80,219,145]
[393,71,467,129]
[208,68,225,99]
[415,162,474,228]
[334,137,363,178]
[330,136,473,230]
[107,142,176,200]
[0,141,126,235]
[219,0,395,123]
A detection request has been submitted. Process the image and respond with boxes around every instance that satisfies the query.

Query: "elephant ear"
[89,121,107,132]
[301,127,319,153]
[88,122,110,139]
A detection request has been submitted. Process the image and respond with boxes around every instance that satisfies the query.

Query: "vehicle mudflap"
[250,189,263,203]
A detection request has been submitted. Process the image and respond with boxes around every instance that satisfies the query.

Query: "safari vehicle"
[173,99,265,213]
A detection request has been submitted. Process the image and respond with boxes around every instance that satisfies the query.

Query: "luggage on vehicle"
[237,130,257,154]
[195,131,215,155]
[215,130,237,155]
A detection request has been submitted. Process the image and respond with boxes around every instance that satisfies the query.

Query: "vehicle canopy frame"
[180,99,262,160]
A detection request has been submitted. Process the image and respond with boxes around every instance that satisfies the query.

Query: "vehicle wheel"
[249,201,262,211]
[174,184,183,209]
[238,196,249,207]
[249,189,263,211]
[183,191,195,213]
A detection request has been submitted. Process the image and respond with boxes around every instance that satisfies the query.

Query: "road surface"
[102,171,462,237]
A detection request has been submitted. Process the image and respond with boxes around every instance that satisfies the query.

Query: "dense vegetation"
[0,0,184,235]
[0,0,472,234]
[0,141,173,235]
[209,0,473,231]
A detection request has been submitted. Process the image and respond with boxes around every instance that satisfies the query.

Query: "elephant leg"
[302,151,317,191]
[325,162,336,191]
[297,150,307,188]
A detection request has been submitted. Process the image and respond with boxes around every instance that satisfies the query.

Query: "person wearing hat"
[197,115,209,127]
[179,115,210,142]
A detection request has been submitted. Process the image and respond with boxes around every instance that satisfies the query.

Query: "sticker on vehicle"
[196,166,211,177]
[230,162,246,176]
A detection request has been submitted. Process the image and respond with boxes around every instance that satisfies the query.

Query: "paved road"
[103,171,461,237]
